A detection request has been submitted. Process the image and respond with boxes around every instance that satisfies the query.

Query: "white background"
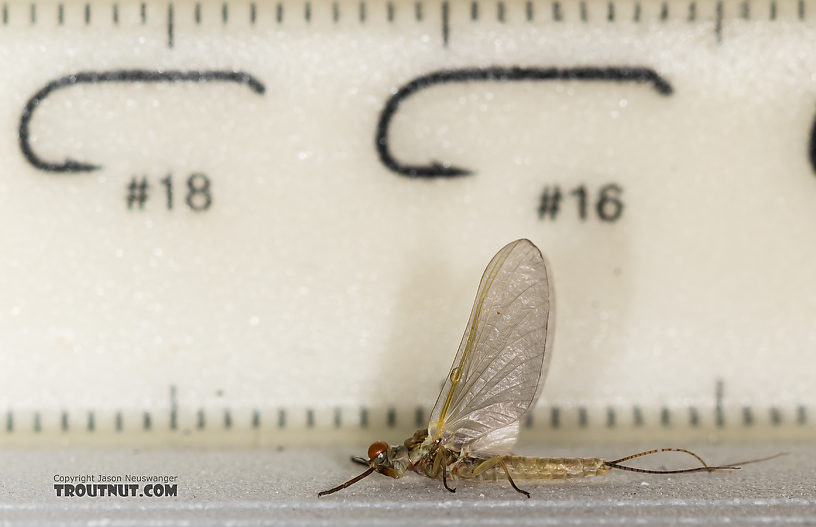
[0,0,814,440]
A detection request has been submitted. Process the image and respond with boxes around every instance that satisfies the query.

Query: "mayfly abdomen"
[456,456,610,481]
[504,457,610,480]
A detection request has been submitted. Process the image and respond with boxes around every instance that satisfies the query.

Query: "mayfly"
[319,239,780,498]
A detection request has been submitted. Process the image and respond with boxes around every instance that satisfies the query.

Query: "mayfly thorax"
[318,239,781,498]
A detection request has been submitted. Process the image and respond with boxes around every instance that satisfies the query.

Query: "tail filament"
[604,448,786,475]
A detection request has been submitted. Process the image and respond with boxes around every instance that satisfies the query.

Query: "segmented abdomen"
[454,456,610,481]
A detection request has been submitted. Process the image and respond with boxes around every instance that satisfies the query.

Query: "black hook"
[19,69,266,173]
[809,113,816,176]
[375,66,674,178]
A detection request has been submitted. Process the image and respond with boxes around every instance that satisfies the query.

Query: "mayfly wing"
[427,239,554,456]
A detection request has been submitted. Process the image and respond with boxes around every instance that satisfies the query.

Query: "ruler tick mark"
[58,3,63,25]
[742,406,753,426]
[633,406,643,426]
[222,2,228,24]
[607,2,614,21]
[633,2,640,22]
[715,379,724,427]
[770,407,781,425]
[526,0,533,21]
[387,2,393,22]
[688,1,695,21]
[2,3,7,25]
[471,1,478,21]
[250,2,256,24]
[715,1,723,43]
[660,1,668,21]
[799,0,806,20]
[84,3,90,24]
[113,3,118,24]
[553,1,561,21]
[740,0,749,19]
[29,3,35,24]
[689,406,699,427]
[661,407,670,427]
[415,1,422,21]
[2,404,808,436]
[497,1,505,22]
[140,2,146,24]
[770,1,777,21]
[442,1,449,46]
[276,2,283,23]
[169,385,177,430]
[360,1,366,23]
[167,3,174,49]
[580,1,587,21]
[304,2,310,23]
[195,2,201,24]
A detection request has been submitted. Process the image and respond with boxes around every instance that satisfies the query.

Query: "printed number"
[160,175,173,210]
[185,173,212,212]
[538,183,624,222]
[126,173,212,212]
[595,184,623,222]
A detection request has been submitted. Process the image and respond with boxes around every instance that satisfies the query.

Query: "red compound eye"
[368,441,388,459]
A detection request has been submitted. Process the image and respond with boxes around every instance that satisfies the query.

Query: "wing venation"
[427,239,554,456]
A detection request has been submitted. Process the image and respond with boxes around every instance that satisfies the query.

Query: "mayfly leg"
[499,459,531,498]
[351,456,369,466]
[471,457,530,498]
[442,462,455,493]
[438,450,456,493]
[317,468,375,497]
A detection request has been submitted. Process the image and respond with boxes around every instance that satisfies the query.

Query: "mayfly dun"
[319,239,781,497]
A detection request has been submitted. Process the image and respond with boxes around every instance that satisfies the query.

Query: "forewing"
[427,239,554,456]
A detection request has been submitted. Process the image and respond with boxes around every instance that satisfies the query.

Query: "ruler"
[0,0,814,445]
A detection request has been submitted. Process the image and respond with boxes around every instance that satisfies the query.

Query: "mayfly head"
[365,441,405,478]
[317,441,410,497]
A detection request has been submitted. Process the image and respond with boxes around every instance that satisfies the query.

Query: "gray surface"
[0,444,814,525]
